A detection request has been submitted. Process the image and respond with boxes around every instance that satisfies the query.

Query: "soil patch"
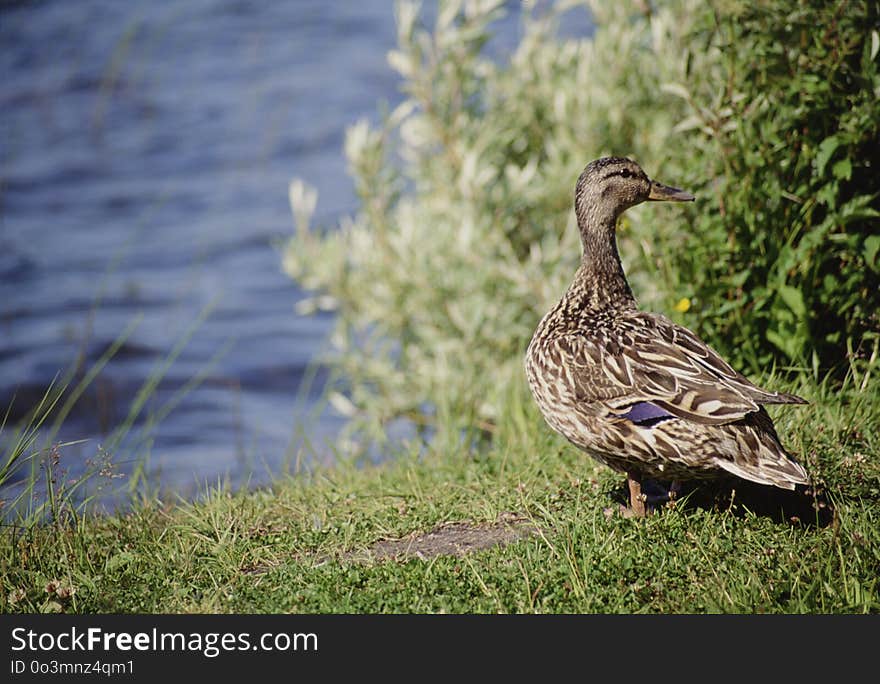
[239,513,542,575]
[363,513,540,561]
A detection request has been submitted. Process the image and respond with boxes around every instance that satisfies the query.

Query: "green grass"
[1,368,878,614]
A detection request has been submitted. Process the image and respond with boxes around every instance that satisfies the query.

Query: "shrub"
[283,0,879,452]
[664,0,880,371]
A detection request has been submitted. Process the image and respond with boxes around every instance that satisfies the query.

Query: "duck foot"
[641,478,681,507]
[627,473,647,517]
[603,476,680,518]
[603,502,643,519]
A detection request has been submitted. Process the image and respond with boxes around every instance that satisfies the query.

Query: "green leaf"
[814,136,840,177]
[106,551,136,571]
[832,157,852,181]
[766,328,799,361]
[865,235,880,272]
[839,194,880,224]
[777,285,806,318]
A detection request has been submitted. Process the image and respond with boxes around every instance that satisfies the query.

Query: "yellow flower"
[674,297,691,313]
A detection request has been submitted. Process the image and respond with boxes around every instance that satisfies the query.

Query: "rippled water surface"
[1,0,407,497]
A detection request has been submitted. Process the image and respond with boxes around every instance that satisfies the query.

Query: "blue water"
[1,0,411,500]
[0,1,590,505]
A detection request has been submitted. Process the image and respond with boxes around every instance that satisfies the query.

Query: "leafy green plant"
[284,0,704,448]
[664,0,880,371]
[284,0,879,451]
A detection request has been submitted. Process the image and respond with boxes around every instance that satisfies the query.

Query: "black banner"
[0,613,867,680]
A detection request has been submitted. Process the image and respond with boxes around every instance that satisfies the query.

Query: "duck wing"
[562,312,806,425]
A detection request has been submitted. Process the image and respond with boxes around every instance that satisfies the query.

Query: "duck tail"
[715,408,810,490]
[716,453,809,490]
[763,390,808,406]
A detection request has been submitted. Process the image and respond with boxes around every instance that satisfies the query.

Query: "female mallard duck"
[525,157,809,516]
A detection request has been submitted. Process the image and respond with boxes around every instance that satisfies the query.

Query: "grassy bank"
[2,370,877,614]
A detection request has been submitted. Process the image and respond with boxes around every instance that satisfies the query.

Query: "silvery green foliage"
[284,0,708,453]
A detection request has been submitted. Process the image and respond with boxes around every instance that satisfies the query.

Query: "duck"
[524,156,809,516]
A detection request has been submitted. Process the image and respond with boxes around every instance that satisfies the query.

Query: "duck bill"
[648,180,695,202]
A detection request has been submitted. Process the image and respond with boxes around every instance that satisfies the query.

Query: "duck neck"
[569,212,636,312]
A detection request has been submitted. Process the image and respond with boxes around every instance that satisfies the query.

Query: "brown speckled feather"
[561,311,806,425]
[525,158,809,492]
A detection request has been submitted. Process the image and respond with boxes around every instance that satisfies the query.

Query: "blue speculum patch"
[618,402,676,427]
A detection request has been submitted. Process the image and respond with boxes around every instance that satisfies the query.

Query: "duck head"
[575,156,694,230]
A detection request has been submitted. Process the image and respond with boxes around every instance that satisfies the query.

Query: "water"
[1,0,406,499]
